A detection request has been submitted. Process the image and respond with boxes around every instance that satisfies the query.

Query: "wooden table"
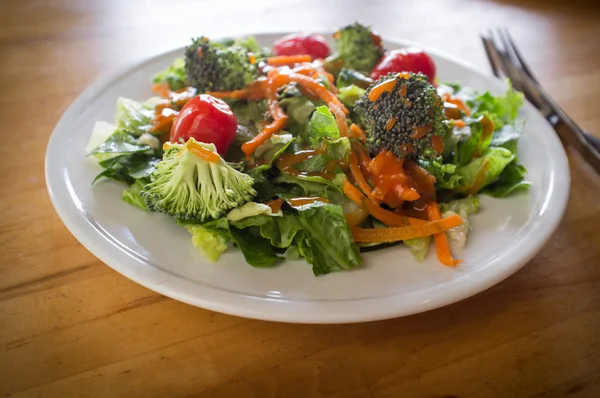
[2,0,600,396]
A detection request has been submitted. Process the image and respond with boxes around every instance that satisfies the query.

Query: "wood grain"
[1,0,600,396]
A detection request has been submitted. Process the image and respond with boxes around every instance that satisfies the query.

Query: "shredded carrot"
[329,104,349,137]
[242,117,288,156]
[349,124,366,141]
[427,202,460,267]
[207,79,269,100]
[362,198,426,227]
[352,214,463,243]
[185,139,220,163]
[443,94,471,116]
[151,82,170,98]
[453,119,467,128]
[241,73,288,156]
[284,72,349,115]
[343,179,367,207]
[352,141,372,172]
[349,152,379,204]
[267,55,312,66]
[206,89,253,100]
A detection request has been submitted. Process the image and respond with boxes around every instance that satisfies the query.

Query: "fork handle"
[554,118,600,173]
[582,130,600,153]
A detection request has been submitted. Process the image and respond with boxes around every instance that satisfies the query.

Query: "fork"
[480,28,600,173]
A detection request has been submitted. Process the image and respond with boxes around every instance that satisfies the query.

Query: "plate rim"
[45,32,571,323]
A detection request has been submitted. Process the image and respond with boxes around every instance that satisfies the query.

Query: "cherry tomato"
[272,33,331,59]
[370,48,436,83]
[169,94,237,155]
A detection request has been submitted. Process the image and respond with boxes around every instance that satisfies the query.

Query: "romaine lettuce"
[115,97,161,136]
[307,106,340,146]
[455,147,515,194]
[152,58,186,91]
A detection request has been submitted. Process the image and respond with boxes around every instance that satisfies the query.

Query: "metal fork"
[481,28,600,173]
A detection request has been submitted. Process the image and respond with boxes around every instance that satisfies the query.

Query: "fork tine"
[488,29,525,92]
[500,28,539,83]
[480,32,502,78]
[490,29,554,116]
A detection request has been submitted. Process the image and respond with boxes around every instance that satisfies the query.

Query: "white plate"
[45,33,569,323]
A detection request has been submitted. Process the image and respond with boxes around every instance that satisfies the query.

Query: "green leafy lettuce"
[186,203,361,275]
[115,97,161,136]
[153,58,186,91]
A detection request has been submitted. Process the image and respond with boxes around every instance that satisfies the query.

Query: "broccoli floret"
[355,72,448,161]
[142,138,256,221]
[185,36,259,93]
[325,23,384,74]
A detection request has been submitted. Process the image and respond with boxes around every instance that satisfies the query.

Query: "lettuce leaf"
[294,137,350,173]
[203,203,361,275]
[440,196,480,216]
[153,58,186,91]
[454,147,515,194]
[307,106,340,146]
[468,81,523,129]
[418,158,463,190]
[403,237,430,262]
[115,97,161,136]
[187,225,228,262]
[490,120,524,154]
[481,161,531,197]
[121,179,149,210]
[295,204,362,275]
[337,84,366,107]
[89,130,151,156]
[93,153,161,185]
[280,96,316,126]
[228,226,281,267]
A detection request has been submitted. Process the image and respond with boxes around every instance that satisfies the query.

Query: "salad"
[87,23,529,276]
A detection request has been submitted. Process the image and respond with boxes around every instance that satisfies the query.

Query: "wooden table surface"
[2,0,600,396]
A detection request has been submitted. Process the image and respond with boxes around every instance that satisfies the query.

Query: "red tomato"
[169,94,237,155]
[272,33,331,59]
[370,48,436,83]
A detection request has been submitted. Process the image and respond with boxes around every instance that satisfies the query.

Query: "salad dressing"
[287,197,330,207]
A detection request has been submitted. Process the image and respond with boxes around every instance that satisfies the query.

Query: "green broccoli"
[355,72,448,161]
[185,36,259,93]
[325,23,384,74]
[142,138,257,221]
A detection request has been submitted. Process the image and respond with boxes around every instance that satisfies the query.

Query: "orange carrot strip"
[330,104,349,137]
[352,141,372,173]
[349,152,379,204]
[241,75,288,156]
[363,198,426,227]
[285,73,349,115]
[352,214,463,243]
[207,79,269,100]
[343,178,367,207]
[427,202,461,267]
[444,96,471,116]
[349,124,366,141]
[241,117,288,156]
[151,82,170,98]
[267,55,312,66]
[206,89,252,100]
[453,119,467,128]
[185,140,220,163]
